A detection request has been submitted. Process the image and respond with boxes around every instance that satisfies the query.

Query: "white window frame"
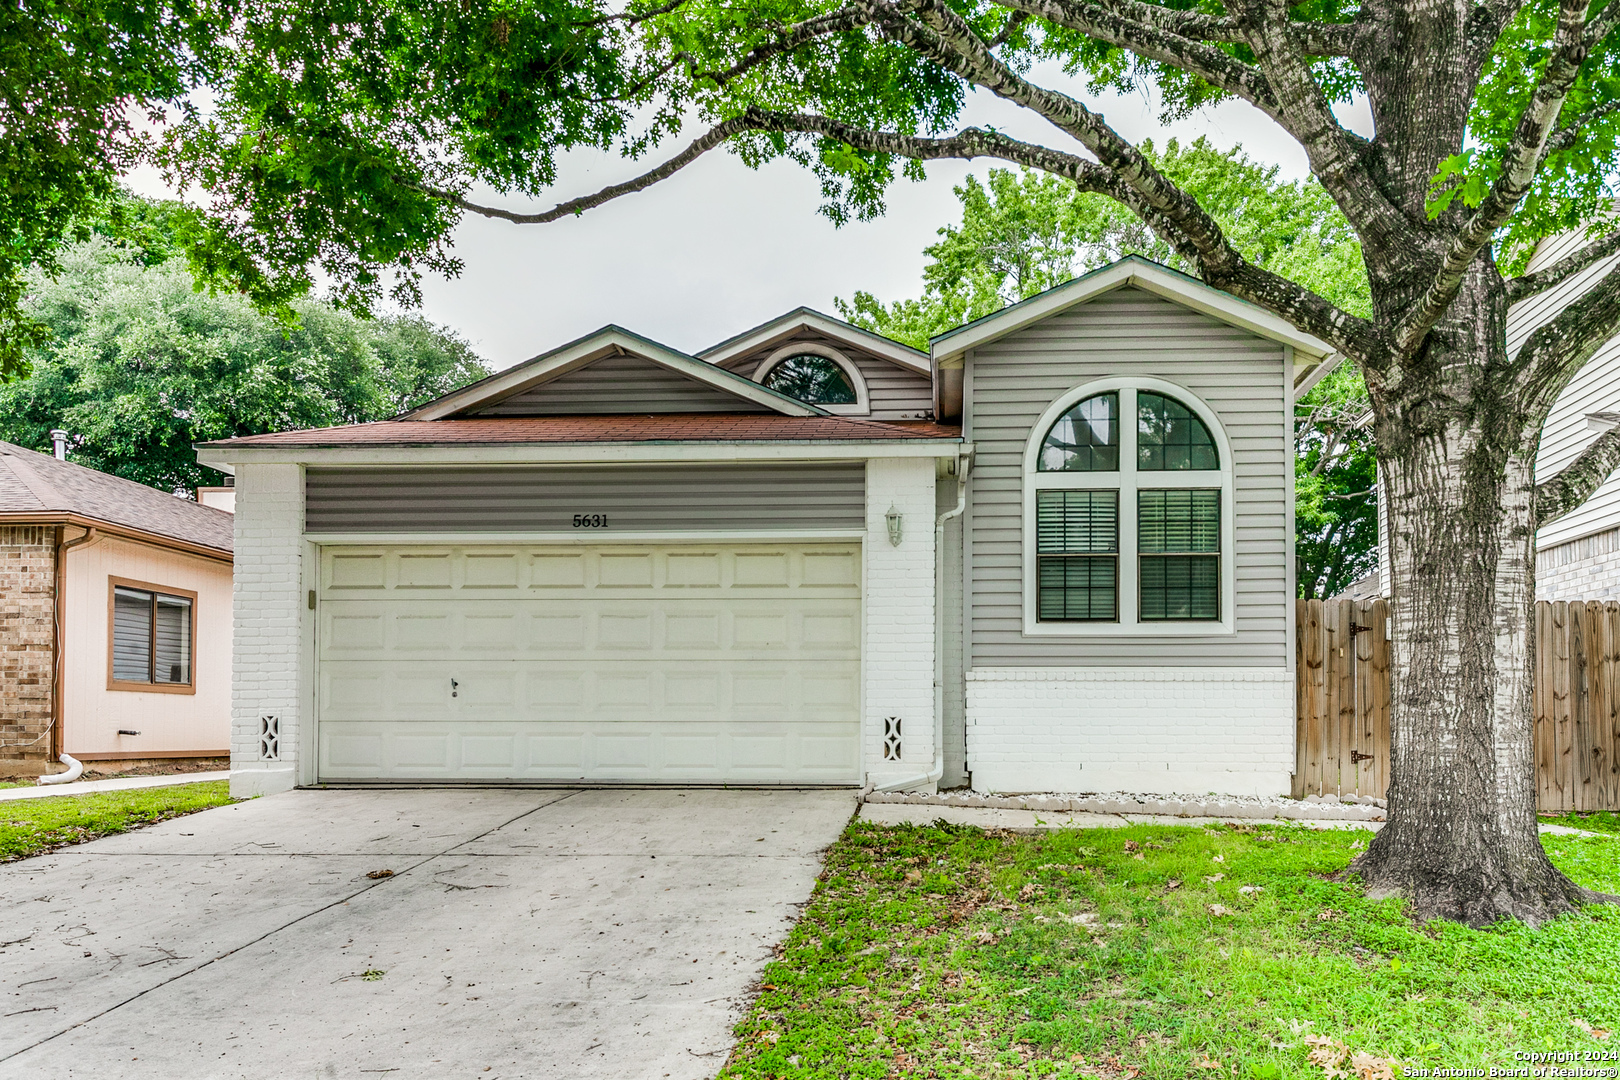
[1022,376,1236,637]
[754,343,871,416]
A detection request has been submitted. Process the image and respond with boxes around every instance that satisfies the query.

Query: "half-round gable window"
[760,354,858,405]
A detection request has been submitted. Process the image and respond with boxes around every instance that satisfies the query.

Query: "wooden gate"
[1535,601,1620,812]
[1294,598,1389,800]
[1294,598,1620,811]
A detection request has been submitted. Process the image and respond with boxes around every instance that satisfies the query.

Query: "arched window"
[761,354,858,404]
[753,344,870,414]
[1023,379,1233,634]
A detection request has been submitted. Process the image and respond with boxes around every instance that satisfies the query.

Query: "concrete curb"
[862,789,1388,822]
[0,771,230,803]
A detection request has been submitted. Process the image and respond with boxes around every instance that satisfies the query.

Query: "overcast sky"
[128,69,1372,371]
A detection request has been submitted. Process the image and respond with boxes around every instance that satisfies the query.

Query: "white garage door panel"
[315,544,861,782]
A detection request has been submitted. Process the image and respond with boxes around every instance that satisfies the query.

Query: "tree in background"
[837,143,1379,598]
[0,0,225,380]
[0,219,488,495]
[1294,364,1379,597]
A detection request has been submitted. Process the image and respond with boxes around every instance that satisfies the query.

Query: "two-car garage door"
[315,543,862,783]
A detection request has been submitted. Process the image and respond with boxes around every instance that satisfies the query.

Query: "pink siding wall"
[61,534,232,757]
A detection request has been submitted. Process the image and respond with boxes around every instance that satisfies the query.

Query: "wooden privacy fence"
[1294,598,1620,812]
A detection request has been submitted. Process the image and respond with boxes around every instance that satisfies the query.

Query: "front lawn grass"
[1544,810,1620,836]
[720,821,1620,1079]
[0,781,233,861]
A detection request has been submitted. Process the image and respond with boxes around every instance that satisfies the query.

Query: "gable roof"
[406,326,828,420]
[929,256,1338,390]
[0,441,233,555]
[700,307,930,373]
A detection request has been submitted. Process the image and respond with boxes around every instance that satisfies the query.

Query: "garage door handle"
[451,678,458,698]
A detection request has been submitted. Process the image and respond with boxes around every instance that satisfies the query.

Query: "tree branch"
[688,6,873,89]
[1541,98,1620,164]
[1217,0,1408,253]
[1535,424,1620,525]
[1394,0,1610,355]
[917,0,1278,112]
[397,116,763,224]
[1518,251,1620,411]
[1507,230,1620,304]
[988,0,1356,52]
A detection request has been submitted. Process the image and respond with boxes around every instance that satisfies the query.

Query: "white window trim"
[1021,376,1236,637]
[754,343,871,416]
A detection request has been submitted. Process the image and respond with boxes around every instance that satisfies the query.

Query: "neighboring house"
[1518,228,1620,599]
[200,257,1334,798]
[1356,226,1620,603]
[0,441,234,776]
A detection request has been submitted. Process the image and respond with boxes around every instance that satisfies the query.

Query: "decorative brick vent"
[258,715,280,761]
[882,716,903,761]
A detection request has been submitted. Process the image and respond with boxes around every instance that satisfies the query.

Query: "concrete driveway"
[0,787,856,1079]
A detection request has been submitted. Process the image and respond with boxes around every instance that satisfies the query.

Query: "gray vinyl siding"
[966,286,1291,668]
[1512,230,1620,553]
[722,334,935,419]
[471,355,773,415]
[305,463,866,533]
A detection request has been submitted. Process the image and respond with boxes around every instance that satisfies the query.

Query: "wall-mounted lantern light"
[886,505,903,547]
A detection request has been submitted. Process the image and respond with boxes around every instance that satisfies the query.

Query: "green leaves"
[0,223,489,494]
[1425,151,1498,220]
[0,0,228,379]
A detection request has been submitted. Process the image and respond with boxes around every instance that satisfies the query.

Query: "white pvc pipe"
[37,754,84,786]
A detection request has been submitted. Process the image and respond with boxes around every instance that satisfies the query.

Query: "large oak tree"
[19,0,1616,923]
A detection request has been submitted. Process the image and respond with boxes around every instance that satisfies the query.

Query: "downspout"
[873,453,970,793]
[39,527,97,785]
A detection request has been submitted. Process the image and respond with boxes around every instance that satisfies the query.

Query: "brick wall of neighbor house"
[965,668,1296,796]
[862,456,939,788]
[229,464,304,797]
[1537,526,1620,600]
[0,526,56,773]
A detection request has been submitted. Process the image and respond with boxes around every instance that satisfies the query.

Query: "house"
[199,256,1335,798]
[1355,226,1620,603]
[1518,228,1620,599]
[0,440,235,777]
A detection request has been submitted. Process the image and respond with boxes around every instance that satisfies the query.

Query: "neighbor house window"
[109,579,196,692]
[1024,380,1232,634]
[754,345,869,413]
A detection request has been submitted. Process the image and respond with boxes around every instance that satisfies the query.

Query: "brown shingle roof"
[201,414,964,448]
[0,442,234,554]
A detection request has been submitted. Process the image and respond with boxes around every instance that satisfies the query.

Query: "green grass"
[719,822,1620,1079]
[0,781,234,861]
[1543,810,1620,836]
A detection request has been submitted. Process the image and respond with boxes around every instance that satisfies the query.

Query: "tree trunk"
[1351,297,1595,924]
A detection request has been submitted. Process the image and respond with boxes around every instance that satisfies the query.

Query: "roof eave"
[930,257,1335,366]
[405,327,828,420]
[0,512,233,562]
[700,308,931,373]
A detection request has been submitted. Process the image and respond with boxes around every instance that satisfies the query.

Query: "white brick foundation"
[965,667,1294,796]
[862,457,938,789]
[229,464,304,798]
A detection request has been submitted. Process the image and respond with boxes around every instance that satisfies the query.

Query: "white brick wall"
[863,457,938,788]
[966,667,1294,796]
[1537,525,1620,599]
[230,464,304,797]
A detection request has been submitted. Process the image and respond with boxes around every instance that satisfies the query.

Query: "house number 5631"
[572,514,608,528]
